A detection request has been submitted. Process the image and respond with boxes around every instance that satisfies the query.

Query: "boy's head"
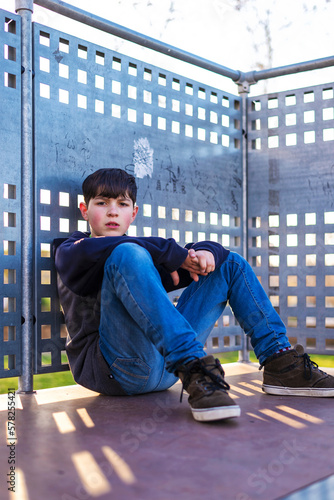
[82,168,137,207]
[80,168,138,238]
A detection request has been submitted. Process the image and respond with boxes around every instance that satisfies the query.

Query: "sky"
[4,0,334,96]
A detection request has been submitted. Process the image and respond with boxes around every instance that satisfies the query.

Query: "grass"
[1,351,333,395]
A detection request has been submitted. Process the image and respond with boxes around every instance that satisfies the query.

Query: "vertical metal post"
[238,80,251,362]
[16,0,35,393]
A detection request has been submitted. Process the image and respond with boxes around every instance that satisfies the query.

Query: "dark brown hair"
[82,168,137,206]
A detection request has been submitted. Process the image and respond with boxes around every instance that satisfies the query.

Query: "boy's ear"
[131,205,139,223]
[79,202,89,221]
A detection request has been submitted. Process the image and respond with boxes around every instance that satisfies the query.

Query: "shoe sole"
[191,405,241,422]
[262,384,334,397]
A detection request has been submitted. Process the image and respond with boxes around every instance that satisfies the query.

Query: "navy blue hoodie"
[53,232,230,395]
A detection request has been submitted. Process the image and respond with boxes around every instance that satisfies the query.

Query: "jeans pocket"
[110,357,151,395]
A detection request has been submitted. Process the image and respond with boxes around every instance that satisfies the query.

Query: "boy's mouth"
[106,222,120,228]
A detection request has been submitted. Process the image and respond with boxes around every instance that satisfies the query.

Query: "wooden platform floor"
[1,362,334,500]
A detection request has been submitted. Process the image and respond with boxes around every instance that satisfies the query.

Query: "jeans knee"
[106,242,152,268]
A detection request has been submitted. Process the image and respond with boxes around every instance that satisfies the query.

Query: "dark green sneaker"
[177,355,240,422]
[262,344,334,397]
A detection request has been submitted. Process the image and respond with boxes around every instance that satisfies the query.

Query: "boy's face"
[80,193,138,237]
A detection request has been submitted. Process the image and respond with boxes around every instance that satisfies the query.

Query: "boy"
[54,168,334,423]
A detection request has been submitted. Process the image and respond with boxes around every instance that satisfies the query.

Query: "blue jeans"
[99,243,290,395]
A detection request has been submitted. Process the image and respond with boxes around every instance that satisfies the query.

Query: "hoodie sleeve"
[185,241,230,269]
[54,232,188,296]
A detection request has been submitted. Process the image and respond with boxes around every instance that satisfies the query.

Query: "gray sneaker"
[262,344,334,397]
[177,355,240,422]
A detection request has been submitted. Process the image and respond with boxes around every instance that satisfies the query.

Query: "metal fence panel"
[248,85,334,354]
[32,23,243,373]
[0,10,22,378]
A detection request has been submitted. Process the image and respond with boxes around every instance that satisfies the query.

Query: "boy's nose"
[107,204,118,216]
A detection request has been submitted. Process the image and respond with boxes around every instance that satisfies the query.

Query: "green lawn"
[1,351,333,395]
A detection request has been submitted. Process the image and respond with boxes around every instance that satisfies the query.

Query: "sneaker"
[177,355,240,422]
[262,344,334,397]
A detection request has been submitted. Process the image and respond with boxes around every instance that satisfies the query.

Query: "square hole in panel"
[111,104,121,118]
[326,338,334,349]
[323,88,334,100]
[306,296,316,307]
[185,124,193,138]
[172,121,180,134]
[286,213,297,226]
[222,96,229,108]
[77,220,87,232]
[39,56,50,73]
[60,324,68,338]
[323,108,334,121]
[158,228,166,238]
[304,91,314,103]
[285,95,296,106]
[4,73,16,89]
[3,269,16,285]
[4,212,16,227]
[222,134,229,147]
[41,297,51,312]
[59,192,70,207]
[127,108,136,122]
[304,131,315,144]
[172,229,180,242]
[185,103,193,116]
[326,233,334,245]
[287,275,297,287]
[41,324,51,339]
[323,128,334,141]
[77,69,87,84]
[144,68,152,81]
[198,211,205,224]
[305,233,316,246]
[95,75,104,90]
[210,111,218,124]
[306,254,316,266]
[252,119,261,131]
[210,213,218,225]
[78,44,87,59]
[158,206,166,219]
[112,80,121,94]
[306,317,316,328]
[143,113,151,126]
[40,83,50,99]
[287,234,298,246]
[96,50,105,65]
[268,98,278,109]
[59,63,69,79]
[143,90,152,104]
[172,78,180,91]
[128,85,137,99]
[269,275,279,288]
[287,295,298,307]
[269,255,279,267]
[185,210,193,222]
[41,352,52,367]
[325,212,334,224]
[172,208,179,221]
[40,216,50,231]
[222,214,230,227]
[210,92,218,103]
[305,212,316,225]
[286,133,297,146]
[306,337,316,347]
[3,297,16,313]
[41,243,50,258]
[4,326,16,342]
[270,295,279,307]
[222,234,230,246]
[185,83,193,95]
[198,231,206,241]
[158,95,166,108]
[127,225,137,237]
[288,317,298,327]
[59,38,69,53]
[304,110,315,123]
[41,270,51,285]
[185,231,193,243]
[210,233,218,242]
[158,117,166,130]
[39,31,50,46]
[4,354,16,370]
[326,296,334,308]
[40,189,51,204]
[268,116,279,128]
[198,107,206,120]
[252,236,261,248]
[285,113,296,126]
[198,87,206,100]
[252,138,261,150]
[269,234,279,247]
[59,218,69,233]
[325,276,334,287]
[95,100,104,114]
[287,255,298,267]
[222,114,229,127]
[143,204,151,217]
[251,99,261,111]
[143,227,152,237]
[252,256,261,267]
[326,318,334,328]
[269,214,279,227]
[306,275,316,287]
[268,136,279,148]
[112,57,121,71]
[252,217,261,228]
[4,184,16,199]
[77,94,87,109]
[234,217,241,228]
[210,132,218,144]
[128,63,137,76]
[158,73,166,86]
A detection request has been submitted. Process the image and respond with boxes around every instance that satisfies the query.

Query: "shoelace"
[301,352,326,380]
[180,358,230,402]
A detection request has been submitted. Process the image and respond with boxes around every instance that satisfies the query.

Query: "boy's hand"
[181,249,215,282]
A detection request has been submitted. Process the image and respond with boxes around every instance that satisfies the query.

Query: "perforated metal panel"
[0,10,22,378]
[32,23,243,373]
[248,85,334,354]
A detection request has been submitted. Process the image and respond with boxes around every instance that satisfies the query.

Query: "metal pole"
[16,0,35,393]
[238,81,250,363]
[33,0,241,82]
